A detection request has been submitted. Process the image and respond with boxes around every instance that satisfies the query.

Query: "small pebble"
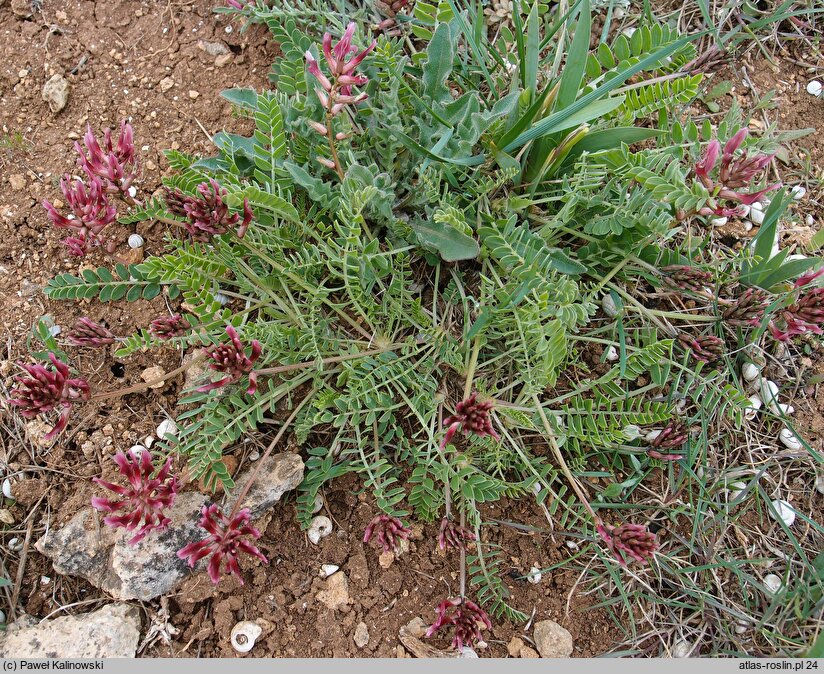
[156,418,178,440]
[749,204,765,226]
[710,216,728,227]
[320,564,339,578]
[48,325,61,337]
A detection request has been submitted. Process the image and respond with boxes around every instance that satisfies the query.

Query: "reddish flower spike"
[67,317,117,347]
[647,421,688,461]
[149,314,191,340]
[75,121,138,193]
[7,353,90,441]
[198,325,262,395]
[363,514,411,553]
[91,449,180,545]
[164,180,253,242]
[425,597,492,651]
[597,522,658,565]
[177,504,267,585]
[438,517,476,551]
[440,392,500,450]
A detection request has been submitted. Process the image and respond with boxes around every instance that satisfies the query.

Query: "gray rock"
[42,74,69,114]
[197,40,230,56]
[36,454,303,600]
[0,604,140,658]
[533,620,573,658]
[226,452,305,519]
[353,621,369,648]
[37,492,209,601]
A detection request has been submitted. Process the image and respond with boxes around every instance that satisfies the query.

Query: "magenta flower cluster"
[440,392,500,450]
[437,517,476,551]
[7,353,90,441]
[66,317,117,347]
[198,325,262,395]
[597,522,658,566]
[769,270,824,342]
[43,121,137,257]
[425,597,492,651]
[177,504,268,585]
[694,129,780,216]
[363,514,411,553]
[647,420,689,461]
[149,314,191,340]
[163,179,253,242]
[91,449,180,544]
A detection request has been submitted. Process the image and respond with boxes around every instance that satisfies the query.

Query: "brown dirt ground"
[0,0,822,660]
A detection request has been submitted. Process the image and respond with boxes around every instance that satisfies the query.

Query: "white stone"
[601,294,619,318]
[308,515,333,545]
[353,621,370,648]
[741,363,761,381]
[128,234,144,249]
[48,325,61,337]
[527,566,542,584]
[320,564,339,578]
[458,647,478,658]
[779,428,802,451]
[42,74,70,113]
[806,214,815,227]
[215,292,230,306]
[806,80,822,97]
[156,418,177,440]
[750,204,765,225]
[769,499,796,527]
[622,27,636,38]
[764,574,782,596]
[533,620,574,658]
[2,478,13,499]
[815,475,824,495]
[7,538,22,552]
[710,216,728,227]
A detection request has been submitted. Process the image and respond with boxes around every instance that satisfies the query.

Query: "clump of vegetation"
[7,0,823,656]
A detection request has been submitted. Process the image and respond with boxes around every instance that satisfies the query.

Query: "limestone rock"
[353,621,369,648]
[533,619,573,658]
[0,604,140,658]
[316,572,350,611]
[42,74,69,114]
[226,452,304,519]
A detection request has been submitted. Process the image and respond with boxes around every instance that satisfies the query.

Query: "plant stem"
[91,353,206,401]
[463,336,482,399]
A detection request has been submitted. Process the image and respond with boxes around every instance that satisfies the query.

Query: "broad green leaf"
[410,219,480,262]
[220,88,258,110]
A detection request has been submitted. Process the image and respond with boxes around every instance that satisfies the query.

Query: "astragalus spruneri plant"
[10,0,823,655]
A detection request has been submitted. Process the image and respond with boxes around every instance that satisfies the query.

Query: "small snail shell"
[744,395,762,421]
[763,574,782,596]
[526,566,542,584]
[231,621,263,653]
[601,294,619,318]
[605,345,619,362]
[741,363,761,382]
[759,380,780,412]
[128,234,144,249]
[769,499,796,527]
[308,515,333,545]
[671,640,692,658]
[312,494,324,514]
[779,428,802,451]
[2,478,13,500]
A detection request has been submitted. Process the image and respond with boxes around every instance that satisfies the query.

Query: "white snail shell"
[791,185,806,200]
[763,574,782,596]
[741,363,761,382]
[308,515,333,545]
[605,345,619,362]
[2,479,13,500]
[156,419,178,440]
[672,640,692,658]
[320,564,339,578]
[312,494,324,514]
[769,499,796,527]
[601,294,619,318]
[759,380,780,413]
[779,428,802,451]
[623,424,642,440]
[230,621,263,653]
[526,566,542,584]
[744,395,762,421]
[128,234,144,249]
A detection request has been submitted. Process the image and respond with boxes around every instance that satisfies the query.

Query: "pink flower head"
[43,175,117,256]
[425,597,492,651]
[149,314,191,340]
[75,121,138,193]
[307,22,375,115]
[794,267,824,289]
[440,393,500,450]
[199,325,262,395]
[597,522,658,565]
[647,420,688,461]
[438,517,476,551]
[722,288,770,328]
[770,289,824,342]
[678,332,725,364]
[164,180,253,241]
[177,504,268,585]
[363,513,411,553]
[7,354,90,441]
[91,449,180,545]
[66,317,117,347]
